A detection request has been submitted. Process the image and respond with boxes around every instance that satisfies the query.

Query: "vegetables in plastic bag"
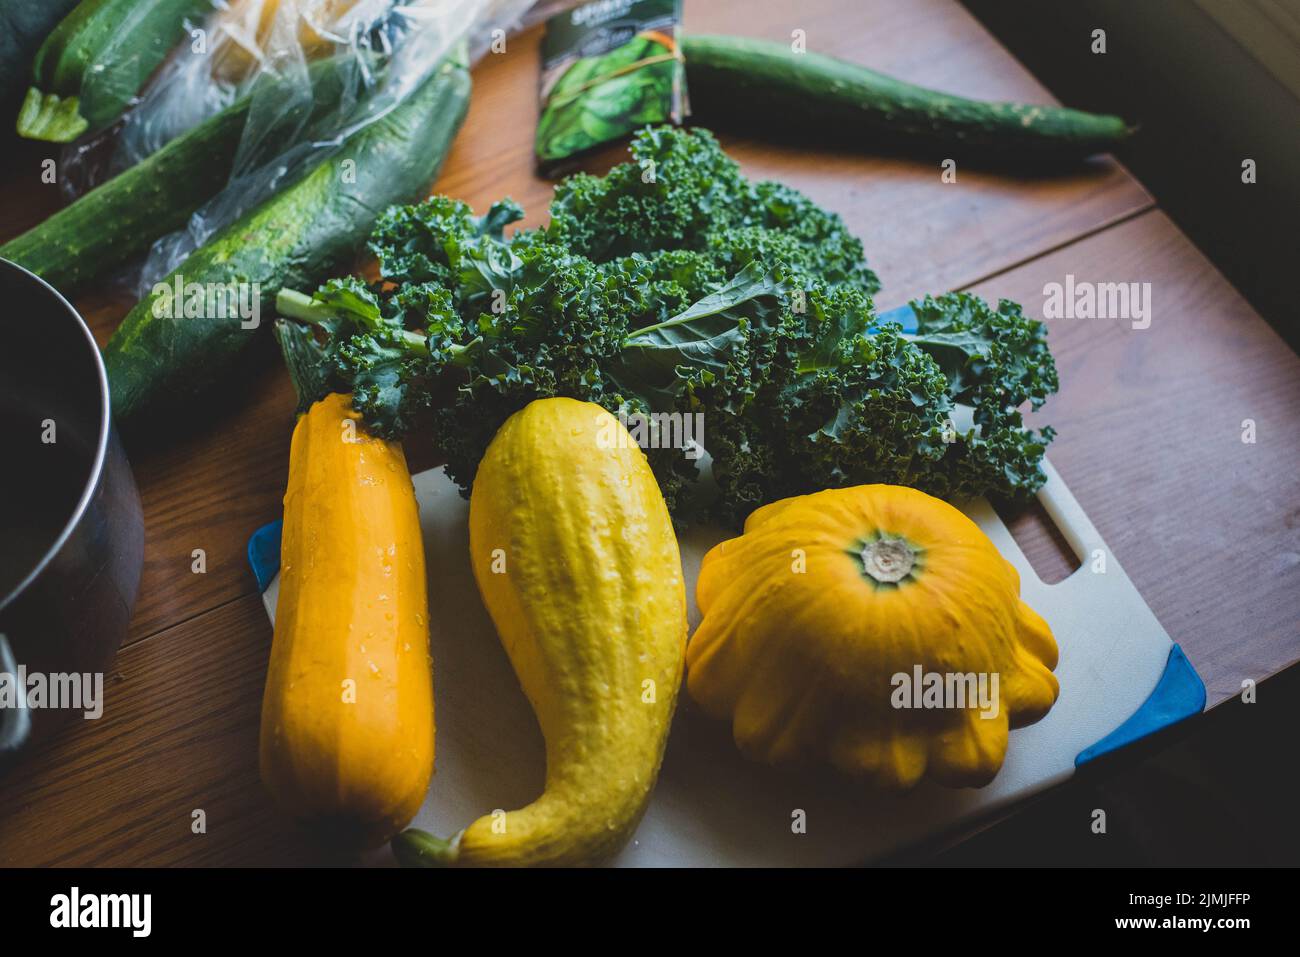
[104,49,473,426]
[0,54,377,293]
[17,0,215,142]
[88,0,533,296]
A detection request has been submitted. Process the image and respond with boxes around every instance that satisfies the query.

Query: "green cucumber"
[104,54,472,426]
[1,55,375,295]
[18,0,213,142]
[681,34,1133,157]
[2,104,241,291]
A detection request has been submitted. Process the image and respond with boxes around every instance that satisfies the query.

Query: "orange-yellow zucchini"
[260,392,433,846]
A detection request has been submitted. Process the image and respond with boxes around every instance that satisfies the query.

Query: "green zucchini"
[0,0,80,114]
[104,54,472,426]
[18,0,213,142]
[0,55,376,295]
[681,34,1133,157]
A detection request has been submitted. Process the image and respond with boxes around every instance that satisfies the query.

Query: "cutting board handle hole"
[992,496,1081,585]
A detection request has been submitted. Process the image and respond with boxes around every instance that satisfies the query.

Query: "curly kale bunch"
[543,126,879,296]
[274,126,1057,526]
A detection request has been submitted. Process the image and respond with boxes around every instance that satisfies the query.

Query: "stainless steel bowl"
[0,258,144,769]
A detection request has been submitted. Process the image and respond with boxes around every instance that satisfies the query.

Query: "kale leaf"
[276,126,1057,526]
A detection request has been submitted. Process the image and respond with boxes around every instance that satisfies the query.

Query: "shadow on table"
[912,663,1300,866]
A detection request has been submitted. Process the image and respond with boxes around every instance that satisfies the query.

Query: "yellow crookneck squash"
[395,397,687,867]
[260,392,434,847]
[687,484,1059,789]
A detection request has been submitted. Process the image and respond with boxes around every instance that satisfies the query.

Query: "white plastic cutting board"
[259,459,1179,866]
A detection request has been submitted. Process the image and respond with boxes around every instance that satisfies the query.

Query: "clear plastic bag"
[61,0,536,295]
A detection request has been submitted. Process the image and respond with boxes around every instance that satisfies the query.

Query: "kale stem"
[626,311,702,342]
[400,332,430,355]
[448,336,483,366]
[275,288,432,356]
[275,288,329,324]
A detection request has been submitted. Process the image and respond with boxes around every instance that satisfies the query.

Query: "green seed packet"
[537,0,687,171]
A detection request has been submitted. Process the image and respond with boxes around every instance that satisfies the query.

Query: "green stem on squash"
[392,828,460,867]
[273,319,333,413]
[16,89,89,143]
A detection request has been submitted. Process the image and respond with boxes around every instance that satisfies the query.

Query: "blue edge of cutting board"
[245,303,1207,771]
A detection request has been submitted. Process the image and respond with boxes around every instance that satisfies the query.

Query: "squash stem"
[273,320,333,413]
[16,89,89,143]
[859,536,919,585]
[392,828,459,867]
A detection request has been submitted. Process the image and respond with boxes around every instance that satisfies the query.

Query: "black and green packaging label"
[537,0,687,169]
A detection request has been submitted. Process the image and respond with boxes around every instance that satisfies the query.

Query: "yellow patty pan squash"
[687,484,1059,789]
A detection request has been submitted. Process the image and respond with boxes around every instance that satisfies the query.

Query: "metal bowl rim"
[0,258,112,616]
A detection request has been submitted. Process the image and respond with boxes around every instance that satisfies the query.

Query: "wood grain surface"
[0,0,1294,866]
[967,211,1300,706]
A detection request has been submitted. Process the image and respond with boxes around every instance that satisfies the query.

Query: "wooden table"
[1,0,1296,866]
